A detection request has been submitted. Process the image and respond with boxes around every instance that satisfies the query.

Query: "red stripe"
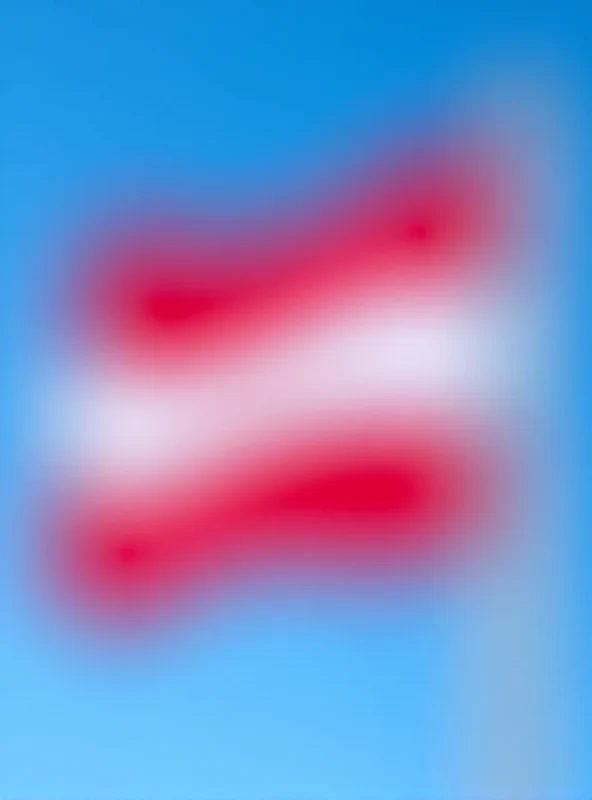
[71,145,507,366]
[51,417,499,621]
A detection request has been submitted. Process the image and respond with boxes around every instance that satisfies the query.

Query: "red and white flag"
[43,139,527,623]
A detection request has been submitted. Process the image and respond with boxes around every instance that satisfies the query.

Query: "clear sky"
[1,1,589,798]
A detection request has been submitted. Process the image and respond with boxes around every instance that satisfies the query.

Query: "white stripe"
[46,287,525,489]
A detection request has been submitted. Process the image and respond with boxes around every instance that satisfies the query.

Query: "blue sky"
[1,1,590,798]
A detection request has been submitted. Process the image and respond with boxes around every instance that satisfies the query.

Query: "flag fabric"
[47,139,523,623]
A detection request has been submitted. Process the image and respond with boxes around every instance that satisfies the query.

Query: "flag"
[45,136,525,625]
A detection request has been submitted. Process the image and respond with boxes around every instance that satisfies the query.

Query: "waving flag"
[43,136,528,625]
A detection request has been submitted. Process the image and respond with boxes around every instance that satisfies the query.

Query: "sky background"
[1,1,590,798]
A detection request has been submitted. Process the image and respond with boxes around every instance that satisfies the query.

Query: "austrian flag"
[44,138,530,624]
